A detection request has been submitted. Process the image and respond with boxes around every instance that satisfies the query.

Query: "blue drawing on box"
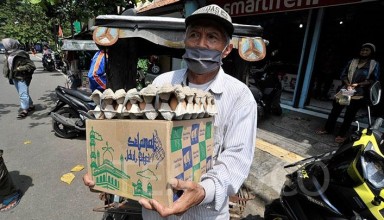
[182,146,193,171]
[191,124,199,145]
[173,173,184,201]
[126,130,165,168]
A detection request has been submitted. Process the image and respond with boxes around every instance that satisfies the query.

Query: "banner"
[207,0,377,17]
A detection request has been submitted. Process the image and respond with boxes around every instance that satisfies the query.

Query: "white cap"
[362,43,376,53]
[185,4,234,37]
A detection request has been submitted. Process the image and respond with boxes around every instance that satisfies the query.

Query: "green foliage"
[0,0,53,44]
[26,0,137,38]
[137,58,149,72]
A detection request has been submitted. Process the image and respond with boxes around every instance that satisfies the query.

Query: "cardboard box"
[86,118,214,206]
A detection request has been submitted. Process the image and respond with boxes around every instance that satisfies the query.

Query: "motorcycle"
[43,53,55,72]
[264,81,384,219]
[247,50,283,120]
[54,51,65,71]
[49,86,96,139]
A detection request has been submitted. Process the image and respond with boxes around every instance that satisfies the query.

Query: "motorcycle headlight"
[361,143,384,189]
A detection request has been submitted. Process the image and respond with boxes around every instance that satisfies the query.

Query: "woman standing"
[2,38,36,119]
[317,43,380,143]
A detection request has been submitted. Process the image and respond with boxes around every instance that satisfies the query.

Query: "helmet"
[362,43,376,53]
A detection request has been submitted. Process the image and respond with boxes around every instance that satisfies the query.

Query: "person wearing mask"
[0,150,23,212]
[83,4,257,219]
[2,38,36,119]
[317,43,380,143]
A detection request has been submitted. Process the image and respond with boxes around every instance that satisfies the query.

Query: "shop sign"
[208,0,377,17]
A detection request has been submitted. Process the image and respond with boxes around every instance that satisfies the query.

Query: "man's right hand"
[83,173,95,188]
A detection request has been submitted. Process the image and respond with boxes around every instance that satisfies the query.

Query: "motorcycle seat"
[57,86,93,102]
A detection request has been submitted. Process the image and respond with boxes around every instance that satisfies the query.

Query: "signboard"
[208,0,377,17]
[61,40,99,51]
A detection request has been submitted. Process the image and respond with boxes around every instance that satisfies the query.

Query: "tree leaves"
[0,0,52,44]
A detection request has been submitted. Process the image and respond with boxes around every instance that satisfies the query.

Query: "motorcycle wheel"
[47,64,55,72]
[52,107,79,139]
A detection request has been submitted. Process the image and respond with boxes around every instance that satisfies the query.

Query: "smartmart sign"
[207,0,377,17]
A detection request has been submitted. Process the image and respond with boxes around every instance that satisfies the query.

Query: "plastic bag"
[334,89,355,105]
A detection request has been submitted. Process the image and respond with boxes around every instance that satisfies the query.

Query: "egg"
[125,102,132,111]
[169,96,178,111]
[139,101,146,110]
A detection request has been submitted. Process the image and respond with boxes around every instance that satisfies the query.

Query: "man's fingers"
[168,178,191,190]
[83,173,95,187]
[150,199,180,217]
[139,199,153,210]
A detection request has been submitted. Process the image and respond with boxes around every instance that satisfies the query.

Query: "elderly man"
[140,4,257,219]
[83,4,257,219]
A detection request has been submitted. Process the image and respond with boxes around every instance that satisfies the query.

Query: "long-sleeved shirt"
[142,68,257,219]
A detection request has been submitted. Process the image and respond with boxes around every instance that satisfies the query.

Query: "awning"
[61,40,99,51]
[92,15,267,61]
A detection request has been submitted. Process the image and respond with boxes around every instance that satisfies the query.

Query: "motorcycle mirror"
[369,81,381,106]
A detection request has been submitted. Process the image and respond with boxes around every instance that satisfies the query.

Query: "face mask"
[182,47,224,74]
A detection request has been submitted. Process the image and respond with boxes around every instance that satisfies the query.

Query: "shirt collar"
[182,68,225,95]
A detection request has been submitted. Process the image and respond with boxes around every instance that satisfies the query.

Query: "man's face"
[185,20,232,56]
[360,47,372,57]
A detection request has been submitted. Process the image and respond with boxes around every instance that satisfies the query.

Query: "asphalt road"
[0,53,104,219]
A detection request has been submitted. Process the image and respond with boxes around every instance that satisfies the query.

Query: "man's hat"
[185,4,234,37]
[362,43,376,53]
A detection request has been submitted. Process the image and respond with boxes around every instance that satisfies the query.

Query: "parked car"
[0,43,6,54]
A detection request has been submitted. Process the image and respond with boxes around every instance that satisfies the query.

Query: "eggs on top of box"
[88,84,217,120]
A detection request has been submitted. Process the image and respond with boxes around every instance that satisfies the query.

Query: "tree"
[28,0,136,38]
[0,0,53,45]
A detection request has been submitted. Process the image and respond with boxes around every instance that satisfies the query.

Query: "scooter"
[247,51,283,120]
[43,53,55,72]
[49,86,96,139]
[54,51,65,71]
[264,81,384,219]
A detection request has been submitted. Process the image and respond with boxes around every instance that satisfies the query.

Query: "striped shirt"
[142,68,257,220]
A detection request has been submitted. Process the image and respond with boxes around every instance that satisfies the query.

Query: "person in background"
[316,43,380,143]
[42,44,53,70]
[2,38,36,119]
[83,4,257,219]
[87,49,107,92]
[0,150,23,212]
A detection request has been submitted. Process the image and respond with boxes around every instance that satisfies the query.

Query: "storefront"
[207,0,384,113]
[136,0,384,113]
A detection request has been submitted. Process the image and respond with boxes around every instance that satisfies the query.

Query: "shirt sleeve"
[199,97,257,210]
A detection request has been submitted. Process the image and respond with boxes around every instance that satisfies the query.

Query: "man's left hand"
[139,178,205,217]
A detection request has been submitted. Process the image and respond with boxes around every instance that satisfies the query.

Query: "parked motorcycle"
[247,50,283,120]
[49,86,96,138]
[93,194,142,220]
[264,81,384,219]
[54,51,65,71]
[43,53,55,72]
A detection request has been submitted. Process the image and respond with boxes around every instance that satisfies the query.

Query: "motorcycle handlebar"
[372,117,384,130]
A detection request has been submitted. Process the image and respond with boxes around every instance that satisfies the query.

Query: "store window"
[233,10,309,103]
[307,1,384,112]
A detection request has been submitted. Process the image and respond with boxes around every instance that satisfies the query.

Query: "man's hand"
[83,173,95,188]
[139,178,205,217]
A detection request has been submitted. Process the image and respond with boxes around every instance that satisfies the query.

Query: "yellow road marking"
[256,139,304,163]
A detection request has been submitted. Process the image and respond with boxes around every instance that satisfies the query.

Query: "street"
[0,53,337,219]
[0,53,104,219]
